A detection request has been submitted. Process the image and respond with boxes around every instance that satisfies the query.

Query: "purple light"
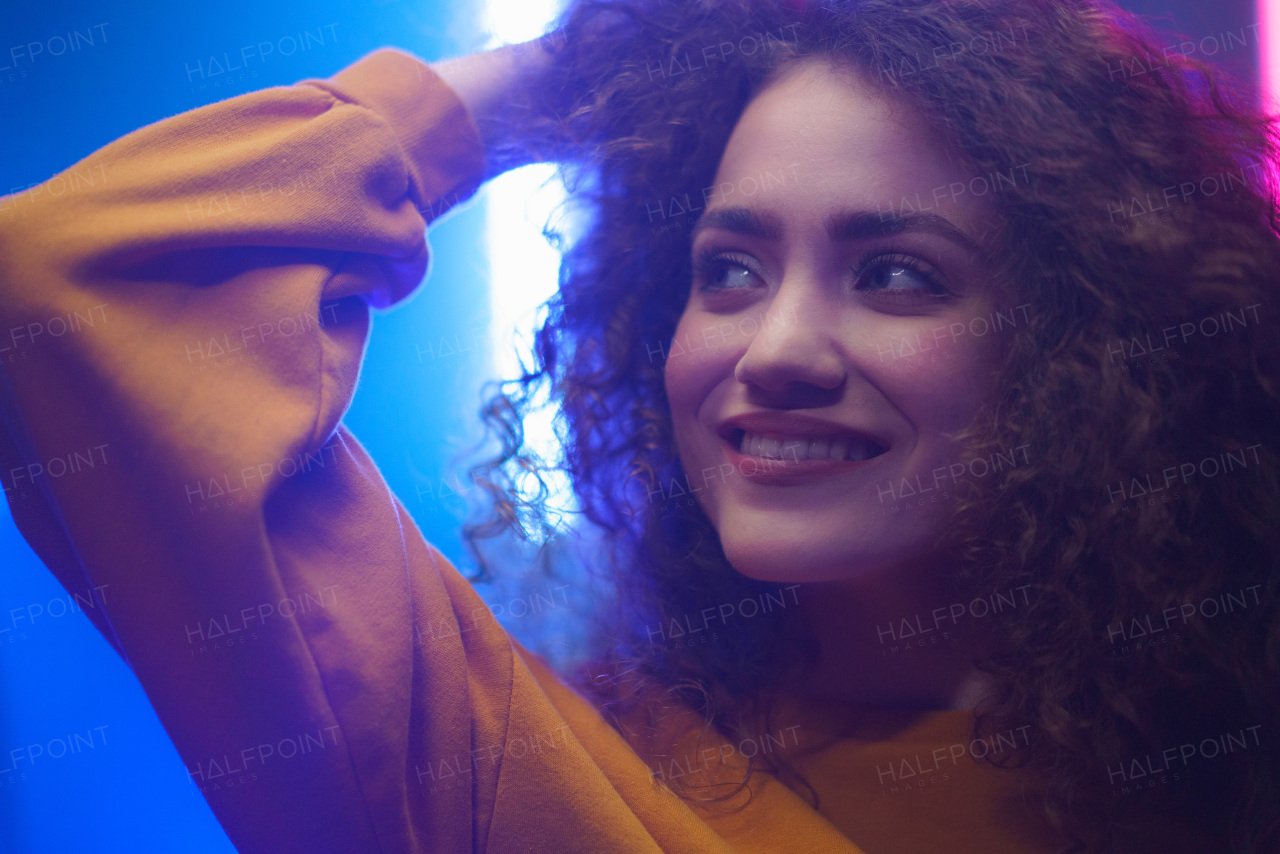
[1263,0,1279,111]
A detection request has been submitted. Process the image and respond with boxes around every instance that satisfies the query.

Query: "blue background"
[0,0,1260,850]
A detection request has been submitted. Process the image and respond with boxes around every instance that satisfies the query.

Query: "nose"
[733,282,846,400]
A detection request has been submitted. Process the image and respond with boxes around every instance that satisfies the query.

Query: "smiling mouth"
[734,430,887,463]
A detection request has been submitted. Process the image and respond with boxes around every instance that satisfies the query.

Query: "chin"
[711,503,947,586]
[718,527,884,585]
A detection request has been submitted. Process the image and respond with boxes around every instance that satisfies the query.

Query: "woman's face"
[664,58,1009,584]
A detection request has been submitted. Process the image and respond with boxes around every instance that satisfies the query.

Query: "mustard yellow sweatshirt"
[0,48,1077,853]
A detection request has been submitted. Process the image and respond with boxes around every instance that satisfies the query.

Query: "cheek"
[662,310,745,426]
[868,323,1001,435]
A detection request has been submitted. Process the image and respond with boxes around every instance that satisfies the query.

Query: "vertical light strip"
[1263,0,1280,112]
[480,0,575,520]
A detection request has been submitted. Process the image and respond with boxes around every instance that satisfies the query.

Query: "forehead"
[713,58,989,232]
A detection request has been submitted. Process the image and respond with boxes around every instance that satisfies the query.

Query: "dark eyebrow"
[690,207,785,242]
[825,209,984,256]
[691,205,983,257]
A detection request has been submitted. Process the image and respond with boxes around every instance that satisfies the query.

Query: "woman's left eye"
[853,253,949,300]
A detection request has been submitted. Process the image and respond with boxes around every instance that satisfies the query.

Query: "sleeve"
[0,48,862,854]
[0,49,490,853]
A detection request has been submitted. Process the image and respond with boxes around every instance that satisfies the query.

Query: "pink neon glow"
[1263,0,1280,112]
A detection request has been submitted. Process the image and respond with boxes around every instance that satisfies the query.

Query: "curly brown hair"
[462,0,1280,849]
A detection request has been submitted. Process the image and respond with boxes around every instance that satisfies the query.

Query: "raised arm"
[0,46,503,853]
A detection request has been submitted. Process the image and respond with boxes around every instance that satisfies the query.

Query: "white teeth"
[780,439,806,461]
[737,431,883,462]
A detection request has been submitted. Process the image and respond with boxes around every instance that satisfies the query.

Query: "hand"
[431,33,561,178]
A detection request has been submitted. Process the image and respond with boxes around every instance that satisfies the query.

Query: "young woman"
[0,0,1275,852]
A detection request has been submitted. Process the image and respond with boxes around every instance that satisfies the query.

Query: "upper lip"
[715,411,890,450]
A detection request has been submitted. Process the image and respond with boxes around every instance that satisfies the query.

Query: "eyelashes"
[850,251,951,303]
[690,246,956,304]
[691,248,762,293]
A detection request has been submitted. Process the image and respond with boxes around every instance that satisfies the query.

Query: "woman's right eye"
[692,250,763,293]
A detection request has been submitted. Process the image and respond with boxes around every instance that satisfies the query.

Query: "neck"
[789,557,991,710]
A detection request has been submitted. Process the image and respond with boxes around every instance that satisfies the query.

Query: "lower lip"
[723,441,884,484]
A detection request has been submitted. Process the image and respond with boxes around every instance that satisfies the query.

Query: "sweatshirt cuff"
[308,48,489,223]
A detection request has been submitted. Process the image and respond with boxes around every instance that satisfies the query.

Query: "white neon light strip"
[480,0,576,520]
